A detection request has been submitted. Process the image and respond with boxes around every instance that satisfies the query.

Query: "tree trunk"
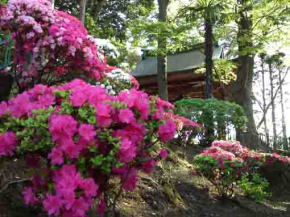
[268,61,277,149]
[278,67,287,149]
[79,0,87,24]
[204,17,213,99]
[229,0,259,148]
[0,74,13,101]
[260,55,270,144]
[51,0,55,8]
[157,0,169,101]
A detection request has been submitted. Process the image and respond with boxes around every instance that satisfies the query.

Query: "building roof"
[132,45,223,77]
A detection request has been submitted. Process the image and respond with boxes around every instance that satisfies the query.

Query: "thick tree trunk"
[203,16,215,145]
[79,0,87,24]
[204,18,213,99]
[229,0,261,149]
[268,62,277,149]
[157,0,169,101]
[278,68,287,149]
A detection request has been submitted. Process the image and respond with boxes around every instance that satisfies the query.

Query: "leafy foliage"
[196,59,237,84]
[175,98,247,143]
[238,173,271,203]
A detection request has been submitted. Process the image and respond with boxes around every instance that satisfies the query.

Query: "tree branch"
[257,67,289,129]
[0,179,30,194]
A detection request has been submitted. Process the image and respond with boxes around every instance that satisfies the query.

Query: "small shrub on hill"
[193,141,290,200]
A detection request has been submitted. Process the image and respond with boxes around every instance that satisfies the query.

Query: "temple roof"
[132,44,223,77]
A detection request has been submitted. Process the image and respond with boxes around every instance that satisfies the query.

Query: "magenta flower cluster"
[0,0,109,89]
[0,78,196,216]
[0,132,17,156]
[203,140,290,167]
[194,140,290,197]
[0,1,199,215]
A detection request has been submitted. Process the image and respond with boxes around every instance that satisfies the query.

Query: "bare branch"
[257,67,289,129]
[0,179,29,194]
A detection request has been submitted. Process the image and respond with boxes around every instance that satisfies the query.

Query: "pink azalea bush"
[194,140,290,198]
[0,0,112,90]
[0,1,199,215]
[0,79,197,216]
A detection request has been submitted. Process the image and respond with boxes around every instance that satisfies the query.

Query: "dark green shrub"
[175,98,247,145]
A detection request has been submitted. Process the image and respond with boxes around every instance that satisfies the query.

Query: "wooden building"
[131,44,227,101]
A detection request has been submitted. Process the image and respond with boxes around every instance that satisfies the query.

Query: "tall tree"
[226,0,289,148]
[180,0,230,99]
[259,54,270,144]
[268,53,288,149]
[203,0,215,99]
[55,0,154,41]
[157,0,169,100]
[266,56,277,148]
[79,0,87,24]
[278,62,288,149]
[229,0,257,140]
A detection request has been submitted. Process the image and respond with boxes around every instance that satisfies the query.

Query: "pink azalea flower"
[8,92,31,118]
[22,187,38,205]
[0,132,17,156]
[71,197,90,217]
[159,148,168,160]
[96,199,106,217]
[123,122,146,144]
[49,114,78,143]
[43,194,62,216]
[70,87,89,107]
[113,166,138,190]
[95,103,112,127]
[122,169,138,191]
[61,140,82,159]
[118,138,136,163]
[31,175,46,188]
[79,178,98,198]
[117,90,138,107]
[156,98,174,109]
[48,147,64,165]
[0,101,7,116]
[158,120,177,143]
[79,124,96,142]
[118,108,135,124]
[134,98,150,120]
[142,160,156,173]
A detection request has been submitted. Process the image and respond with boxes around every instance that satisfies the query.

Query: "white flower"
[26,32,35,39]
